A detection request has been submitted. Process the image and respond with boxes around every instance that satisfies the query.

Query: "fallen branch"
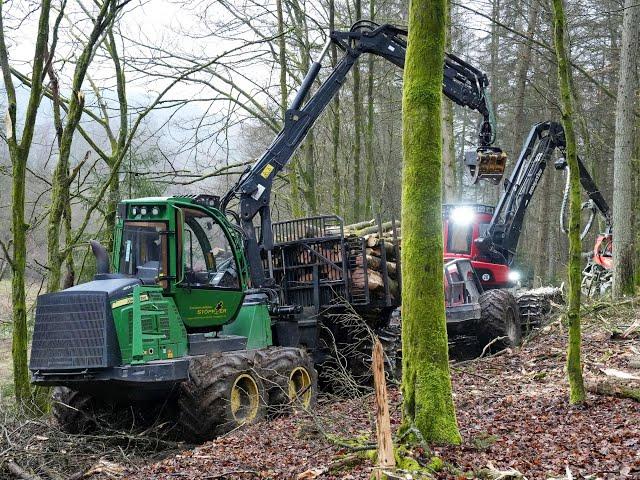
[7,461,43,480]
[585,369,640,402]
[622,319,640,338]
[480,336,508,358]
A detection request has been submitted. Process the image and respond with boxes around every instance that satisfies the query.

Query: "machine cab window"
[118,221,169,287]
[179,208,240,289]
[447,222,473,254]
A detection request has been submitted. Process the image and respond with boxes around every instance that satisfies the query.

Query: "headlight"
[450,206,475,225]
[508,270,521,282]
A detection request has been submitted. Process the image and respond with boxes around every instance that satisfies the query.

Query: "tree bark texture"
[400,0,461,444]
[364,0,375,215]
[351,0,363,221]
[612,0,639,297]
[441,0,456,202]
[0,0,52,409]
[510,0,538,155]
[552,0,586,405]
[329,0,341,215]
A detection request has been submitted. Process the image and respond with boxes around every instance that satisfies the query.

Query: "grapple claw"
[464,147,507,184]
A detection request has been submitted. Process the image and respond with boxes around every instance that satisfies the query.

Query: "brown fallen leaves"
[134,305,640,479]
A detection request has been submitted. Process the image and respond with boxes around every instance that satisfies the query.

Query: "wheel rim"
[230,374,260,423]
[288,367,312,408]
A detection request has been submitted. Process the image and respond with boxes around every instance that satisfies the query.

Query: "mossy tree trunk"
[611,0,639,298]
[103,21,130,250]
[400,0,461,444]
[0,0,52,410]
[551,0,586,405]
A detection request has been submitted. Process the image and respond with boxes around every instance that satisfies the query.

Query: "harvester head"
[465,147,508,185]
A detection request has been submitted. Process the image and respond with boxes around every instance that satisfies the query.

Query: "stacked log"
[347,220,401,300]
[293,241,344,282]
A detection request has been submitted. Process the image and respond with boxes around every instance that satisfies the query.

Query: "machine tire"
[178,352,266,443]
[516,293,550,332]
[478,289,522,351]
[581,262,612,298]
[257,347,318,416]
[52,387,97,434]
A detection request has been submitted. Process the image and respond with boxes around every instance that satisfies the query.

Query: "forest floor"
[1,297,639,479]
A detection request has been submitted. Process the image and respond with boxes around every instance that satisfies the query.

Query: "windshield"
[119,221,168,285]
[180,208,239,289]
[447,222,473,254]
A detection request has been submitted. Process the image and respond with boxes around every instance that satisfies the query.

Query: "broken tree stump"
[372,339,395,479]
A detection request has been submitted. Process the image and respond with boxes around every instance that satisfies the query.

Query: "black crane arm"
[221,21,499,286]
[478,121,612,265]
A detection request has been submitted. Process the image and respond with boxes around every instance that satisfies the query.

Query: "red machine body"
[442,204,511,289]
[592,233,613,270]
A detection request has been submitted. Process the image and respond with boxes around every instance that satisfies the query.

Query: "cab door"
[173,206,245,329]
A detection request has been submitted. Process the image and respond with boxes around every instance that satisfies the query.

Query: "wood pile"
[345,219,401,300]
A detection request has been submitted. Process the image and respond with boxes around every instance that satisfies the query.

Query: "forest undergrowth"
[0,298,638,479]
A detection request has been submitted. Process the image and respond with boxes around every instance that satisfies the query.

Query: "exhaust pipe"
[90,240,110,275]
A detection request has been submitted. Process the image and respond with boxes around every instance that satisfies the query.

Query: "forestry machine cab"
[221,20,506,287]
[449,121,612,288]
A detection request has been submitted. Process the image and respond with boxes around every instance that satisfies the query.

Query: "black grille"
[30,291,121,371]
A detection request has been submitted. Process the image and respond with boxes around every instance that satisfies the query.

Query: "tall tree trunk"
[0,0,52,410]
[302,131,317,213]
[511,0,538,154]
[329,0,341,215]
[364,0,375,215]
[484,0,501,205]
[533,173,551,283]
[612,0,639,298]
[401,0,460,444]
[277,0,287,122]
[105,171,120,252]
[352,0,363,221]
[10,148,31,406]
[551,0,586,405]
[441,1,456,202]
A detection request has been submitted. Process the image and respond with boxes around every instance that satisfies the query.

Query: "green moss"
[400,0,461,445]
[394,445,421,471]
[426,456,444,472]
[551,0,586,405]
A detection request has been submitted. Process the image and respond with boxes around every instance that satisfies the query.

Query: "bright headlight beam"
[508,270,521,282]
[450,206,475,225]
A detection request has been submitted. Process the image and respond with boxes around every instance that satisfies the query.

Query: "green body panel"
[222,303,273,349]
[171,288,245,329]
[112,286,188,365]
[113,196,250,329]
[105,195,272,366]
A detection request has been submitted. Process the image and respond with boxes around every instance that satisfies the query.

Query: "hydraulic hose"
[559,167,596,240]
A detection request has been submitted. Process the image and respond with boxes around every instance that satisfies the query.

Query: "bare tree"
[551,0,586,405]
[612,0,639,298]
[0,0,53,411]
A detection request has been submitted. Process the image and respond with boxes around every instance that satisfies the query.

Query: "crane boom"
[475,121,612,266]
[221,21,502,286]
